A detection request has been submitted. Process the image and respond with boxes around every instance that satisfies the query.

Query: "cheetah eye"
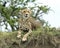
[24,11,25,12]
[27,11,30,13]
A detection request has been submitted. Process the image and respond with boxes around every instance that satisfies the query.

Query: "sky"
[36,0,60,28]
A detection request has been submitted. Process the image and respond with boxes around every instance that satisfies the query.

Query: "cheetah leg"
[17,30,22,38]
[22,29,32,41]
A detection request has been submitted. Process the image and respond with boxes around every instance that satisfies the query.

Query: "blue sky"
[36,0,60,28]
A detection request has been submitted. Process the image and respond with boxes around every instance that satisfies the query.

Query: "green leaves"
[25,0,30,3]
[39,6,50,13]
[32,0,35,2]
[0,0,50,31]
[20,0,24,3]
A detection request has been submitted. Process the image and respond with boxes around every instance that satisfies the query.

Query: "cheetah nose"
[25,14,28,17]
[25,28,28,30]
[26,14,28,15]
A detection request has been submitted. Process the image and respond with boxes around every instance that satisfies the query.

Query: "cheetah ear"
[18,10,23,18]
[19,10,22,15]
[19,9,25,14]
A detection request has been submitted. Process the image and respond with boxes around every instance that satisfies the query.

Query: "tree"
[0,0,50,31]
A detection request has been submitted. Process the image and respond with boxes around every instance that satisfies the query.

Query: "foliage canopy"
[0,0,50,31]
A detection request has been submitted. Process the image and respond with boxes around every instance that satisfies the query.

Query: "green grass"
[0,28,60,48]
[0,28,60,38]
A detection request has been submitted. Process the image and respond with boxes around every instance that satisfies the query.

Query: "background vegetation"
[0,0,50,31]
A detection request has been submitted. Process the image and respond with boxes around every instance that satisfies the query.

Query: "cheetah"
[17,9,42,41]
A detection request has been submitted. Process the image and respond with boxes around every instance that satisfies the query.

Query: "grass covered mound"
[0,28,60,48]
